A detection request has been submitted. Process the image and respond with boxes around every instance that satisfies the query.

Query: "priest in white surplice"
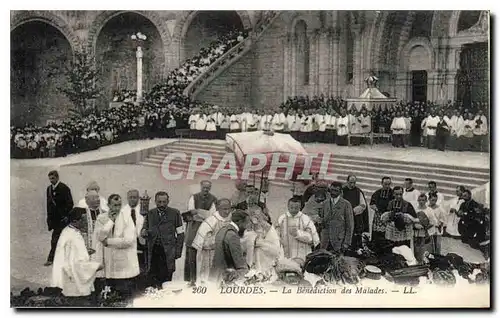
[191,198,232,285]
[51,207,102,300]
[77,181,108,212]
[276,197,320,265]
[287,110,301,140]
[271,109,286,132]
[336,109,349,146]
[473,109,488,152]
[94,194,139,298]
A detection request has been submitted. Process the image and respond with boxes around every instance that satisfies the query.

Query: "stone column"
[351,24,363,97]
[308,29,320,96]
[136,46,143,102]
[395,72,411,101]
[426,70,440,103]
[282,33,293,101]
[290,35,297,97]
[330,28,341,96]
[318,29,332,94]
[445,46,463,102]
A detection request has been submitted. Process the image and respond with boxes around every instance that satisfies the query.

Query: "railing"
[183,38,249,98]
[183,11,281,100]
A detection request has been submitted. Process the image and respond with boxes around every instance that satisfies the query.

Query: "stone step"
[176,140,490,175]
[140,140,486,200]
[149,150,487,186]
[152,146,488,186]
[141,158,466,198]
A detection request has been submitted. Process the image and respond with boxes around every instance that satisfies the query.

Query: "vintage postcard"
[10,10,490,308]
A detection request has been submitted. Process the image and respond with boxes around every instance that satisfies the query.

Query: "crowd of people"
[40,169,489,306]
[11,97,490,159]
[10,21,489,159]
[11,27,249,159]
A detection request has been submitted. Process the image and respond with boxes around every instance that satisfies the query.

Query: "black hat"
[68,207,86,223]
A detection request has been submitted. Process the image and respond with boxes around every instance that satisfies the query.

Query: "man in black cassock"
[45,170,74,266]
[342,175,369,250]
[369,176,394,243]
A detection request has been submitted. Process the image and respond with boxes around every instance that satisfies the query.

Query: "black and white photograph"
[9,9,490,308]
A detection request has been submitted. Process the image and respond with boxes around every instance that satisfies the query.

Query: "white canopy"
[225,131,308,172]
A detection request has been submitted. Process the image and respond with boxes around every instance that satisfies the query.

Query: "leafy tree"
[59,50,101,117]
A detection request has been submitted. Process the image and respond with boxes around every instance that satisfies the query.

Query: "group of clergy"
[390,108,488,151]
[48,171,488,304]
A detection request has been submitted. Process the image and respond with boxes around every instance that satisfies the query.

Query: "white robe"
[445,197,464,237]
[276,211,320,263]
[240,112,250,132]
[93,211,140,279]
[206,114,217,131]
[391,117,407,134]
[349,114,362,134]
[191,211,231,284]
[259,115,273,131]
[242,226,282,274]
[121,204,145,245]
[463,119,475,137]
[336,116,349,136]
[315,114,327,132]
[287,115,301,131]
[78,196,109,212]
[473,115,488,135]
[403,189,420,210]
[230,114,241,131]
[425,116,440,136]
[51,226,100,297]
[300,115,313,132]
[189,114,200,130]
[360,115,371,134]
[196,114,207,131]
[271,113,286,131]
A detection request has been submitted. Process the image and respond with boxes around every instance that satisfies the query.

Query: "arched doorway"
[11,21,72,126]
[95,12,164,108]
[183,11,244,61]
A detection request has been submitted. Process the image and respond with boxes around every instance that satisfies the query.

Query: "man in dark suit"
[45,170,74,266]
[209,210,249,284]
[319,181,354,254]
[141,191,184,288]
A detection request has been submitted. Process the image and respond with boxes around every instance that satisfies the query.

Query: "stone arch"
[396,11,417,68]
[171,10,252,63]
[370,11,390,70]
[448,10,462,38]
[399,37,434,71]
[86,10,171,54]
[364,11,383,71]
[172,10,252,43]
[10,10,79,53]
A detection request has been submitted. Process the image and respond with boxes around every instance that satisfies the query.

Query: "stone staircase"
[139,140,490,200]
[183,11,280,100]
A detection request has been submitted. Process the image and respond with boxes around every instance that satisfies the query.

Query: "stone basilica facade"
[10,10,489,124]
